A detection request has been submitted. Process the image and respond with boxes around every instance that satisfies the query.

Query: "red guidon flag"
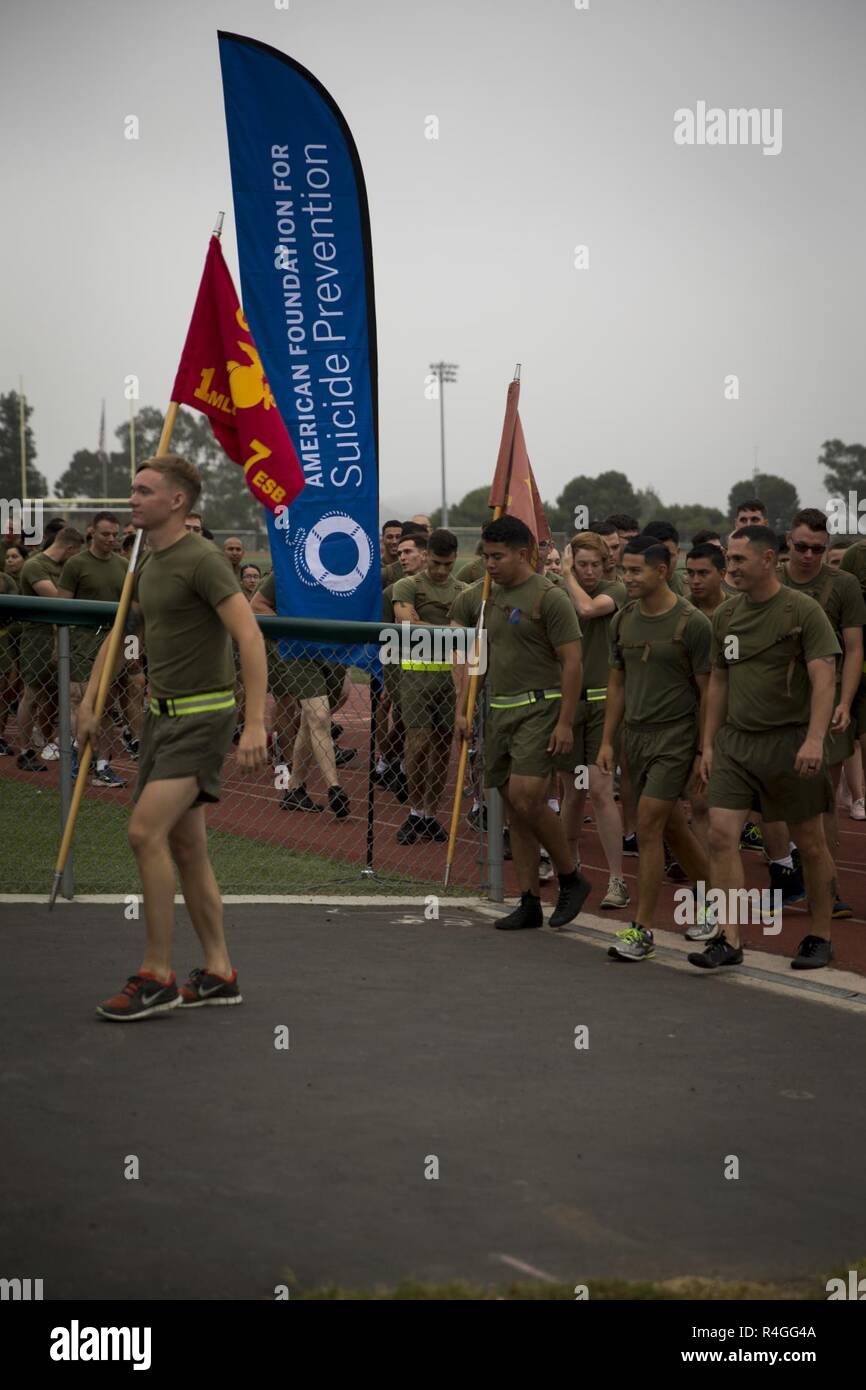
[171,236,305,513]
[488,380,551,559]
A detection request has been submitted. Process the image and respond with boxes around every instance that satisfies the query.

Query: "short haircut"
[57,525,85,547]
[428,527,458,556]
[137,455,202,511]
[687,543,726,573]
[570,530,608,558]
[187,512,203,524]
[381,519,401,533]
[690,528,721,547]
[241,562,262,577]
[482,515,533,549]
[623,536,671,569]
[588,520,616,536]
[790,508,828,534]
[202,526,215,540]
[829,538,851,551]
[398,531,427,551]
[604,513,639,532]
[41,518,66,547]
[400,521,427,539]
[731,524,779,553]
[643,519,679,545]
[121,533,135,553]
[91,511,119,528]
[735,497,767,516]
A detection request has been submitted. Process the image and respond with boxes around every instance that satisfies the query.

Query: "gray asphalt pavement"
[2,901,865,1298]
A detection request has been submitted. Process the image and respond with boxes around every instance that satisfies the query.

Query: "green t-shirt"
[19,551,63,659]
[711,587,840,732]
[58,549,128,669]
[669,567,685,596]
[380,559,403,588]
[256,572,276,607]
[610,596,711,726]
[135,533,239,698]
[391,571,465,625]
[382,581,397,624]
[455,555,486,585]
[449,573,581,696]
[778,562,866,685]
[580,579,627,693]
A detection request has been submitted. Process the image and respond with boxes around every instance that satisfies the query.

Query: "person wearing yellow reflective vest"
[78,455,268,1021]
[559,532,629,909]
[391,528,466,843]
[449,515,592,932]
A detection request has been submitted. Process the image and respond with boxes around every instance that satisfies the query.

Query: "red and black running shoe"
[96,971,180,1021]
[179,967,243,1008]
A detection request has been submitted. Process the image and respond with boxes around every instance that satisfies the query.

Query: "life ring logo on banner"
[295,510,373,595]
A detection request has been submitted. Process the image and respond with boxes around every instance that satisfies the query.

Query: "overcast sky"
[2,0,864,520]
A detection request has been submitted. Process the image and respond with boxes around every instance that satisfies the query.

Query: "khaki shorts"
[624,716,698,804]
[484,696,564,788]
[707,722,833,824]
[400,672,455,731]
[134,706,236,806]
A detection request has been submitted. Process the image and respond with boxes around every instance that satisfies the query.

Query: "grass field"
[0,780,467,897]
[281,1270,858,1300]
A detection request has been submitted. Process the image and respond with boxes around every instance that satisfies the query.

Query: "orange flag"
[488,380,551,556]
[171,236,305,514]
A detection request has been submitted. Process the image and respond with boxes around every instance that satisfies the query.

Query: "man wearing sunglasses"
[774,509,866,915]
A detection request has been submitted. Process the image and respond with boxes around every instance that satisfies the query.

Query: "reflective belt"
[148,689,236,717]
[489,688,562,710]
[399,660,452,672]
[584,687,607,702]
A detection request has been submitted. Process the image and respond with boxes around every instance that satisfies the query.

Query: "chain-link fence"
[0,594,503,901]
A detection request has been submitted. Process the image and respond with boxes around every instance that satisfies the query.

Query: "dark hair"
[605,513,639,532]
[690,528,721,547]
[92,511,119,528]
[642,520,679,545]
[589,520,616,536]
[400,521,427,539]
[121,533,136,553]
[623,536,671,570]
[41,518,66,547]
[56,525,85,547]
[829,538,851,551]
[241,562,262,578]
[735,497,767,517]
[687,543,726,573]
[790,508,828,534]
[428,527,458,557]
[731,524,779,553]
[202,526,215,540]
[482,516,534,548]
[381,519,401,533]
[398,531,428,551]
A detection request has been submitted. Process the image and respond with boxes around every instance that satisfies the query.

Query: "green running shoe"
[608,925,654,961]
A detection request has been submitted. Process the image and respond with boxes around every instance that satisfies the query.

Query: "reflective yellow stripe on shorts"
[148,689,236,717]
[585,687,607,701]
[489,688,562,710]
[399,660,452,672]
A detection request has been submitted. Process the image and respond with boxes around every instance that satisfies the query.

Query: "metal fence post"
[481,688,505,903]
[56,625,75,900]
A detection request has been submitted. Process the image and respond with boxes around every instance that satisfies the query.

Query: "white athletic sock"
[772,855,794,870]
[375,757,389,774]
[471,798,481,812]
[548,798,560,813]
[96,758,109,771]
[410,807,424,818]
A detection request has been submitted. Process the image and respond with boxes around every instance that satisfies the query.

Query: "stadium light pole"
[430,361,458,527]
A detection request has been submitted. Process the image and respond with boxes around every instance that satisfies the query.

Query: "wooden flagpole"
[443,364,521,887]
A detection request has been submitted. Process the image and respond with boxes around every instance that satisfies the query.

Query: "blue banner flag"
[218,32,380,666]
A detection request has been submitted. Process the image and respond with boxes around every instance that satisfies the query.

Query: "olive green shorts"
[624,716,699,804]
[400,672,455,731]
[852,685,866,738]
[134,706,236,806]
[572,699,617,768]
[707,722,833,824]
[484,696,564,788]
[19,634,56,693]
[268,650,328,702]
[825,720,856,768]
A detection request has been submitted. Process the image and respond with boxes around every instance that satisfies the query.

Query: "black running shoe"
[330,723,344,741]
[96,971,180,1021]
[622,833,639,857]
[280,785,323,812]
[503,827,512,860]
[179,967,243,1008]
[397,813,425,844]
[121,728,140,759]
[421,816,448,842]
[0,736,16,756]
[791,934,832,970]
[832,898,853,920]
[548,871,592,928]
[688,933,744,969]
[334,746,357,767]
[328,784,350,819]
[467,804,487,832]
[16,750,47,772]
[768,861,807,906]
[663,842,689,883]
[494,892,543,931]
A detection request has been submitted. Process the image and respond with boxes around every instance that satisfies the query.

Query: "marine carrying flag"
[488,380,551,553]
[171,235,305,514]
